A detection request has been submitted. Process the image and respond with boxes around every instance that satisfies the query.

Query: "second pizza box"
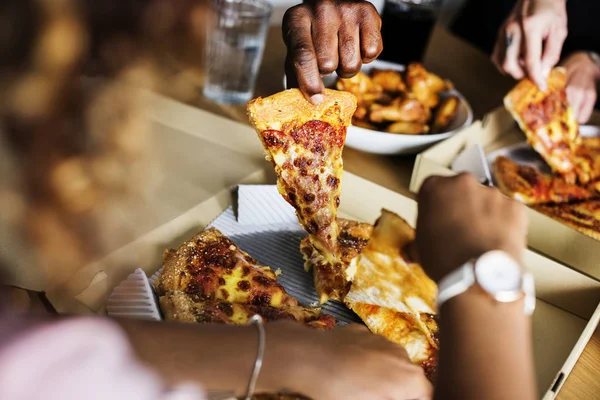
[410,107,600,283]
[40,94,600,399]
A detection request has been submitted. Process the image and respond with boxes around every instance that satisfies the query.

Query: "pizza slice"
[344,209,439,380]
[504,68,581,183]
[493,156,596,205]
[300,218,373,303]
[156,228,334,328]
[582,136,600,150]
[247,89,357,258]
[160,291,335,330]
[533,200,600,241]
[573,145,600,192]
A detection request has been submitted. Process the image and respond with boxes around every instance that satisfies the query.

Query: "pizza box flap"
[411,107,600,283]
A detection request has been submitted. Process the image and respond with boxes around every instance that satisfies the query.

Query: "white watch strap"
[523,272,536,316]
[436,262,475,310]
[436,261,536,315]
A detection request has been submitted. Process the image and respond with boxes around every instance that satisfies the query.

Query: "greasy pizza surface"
[160,291,335,329]
[534,200,600,240]
[493,156,596,205]
[300,218,373,303]
[344,209,439,378]
[156,228,334,328]
[247,89,357,257]
[504,68,581,182]
[156,228,297,308]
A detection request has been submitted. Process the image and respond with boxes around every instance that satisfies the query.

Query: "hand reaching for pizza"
[492,0,567,90]
[282,0,382,104]
[561,52,600,123]
[270,323,432,400]
[415,174,528,282]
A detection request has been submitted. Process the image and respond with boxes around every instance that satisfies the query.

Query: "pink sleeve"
[0,316,205,400]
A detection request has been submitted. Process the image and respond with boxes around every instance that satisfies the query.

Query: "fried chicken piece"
[371,69,406,93]
[406,63,450,109]
[385,121,429,135]
[369,97,430,124]
[431,96,459,133]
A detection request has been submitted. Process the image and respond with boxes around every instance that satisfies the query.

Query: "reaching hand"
[270,323,432,400]
[415,174,528,282]
[492,0,567,90]
[561,52,600,123]
[282,0,382,104]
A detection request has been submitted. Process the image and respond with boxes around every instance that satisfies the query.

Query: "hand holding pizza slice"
[247,89,357,257]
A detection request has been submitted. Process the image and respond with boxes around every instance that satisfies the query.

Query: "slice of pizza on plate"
[344,209,439,380]
[247,89,357,258]
[493,156,596,205]
[504,68,581,183]
[156,227,335,329]
[533,200,600,241]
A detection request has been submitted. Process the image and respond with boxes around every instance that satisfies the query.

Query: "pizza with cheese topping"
[504,68,581,183]
[247,89,357,258]
[493,156,596,205]
[534,200,600,240]
[344,209,439,380]
[300,218,373,303]
[156,228,334,329]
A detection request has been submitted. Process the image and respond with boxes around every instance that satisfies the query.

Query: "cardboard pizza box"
[410,107,600,285]
[42,94,600,399]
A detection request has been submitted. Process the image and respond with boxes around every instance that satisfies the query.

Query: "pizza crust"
[247,88,357,133]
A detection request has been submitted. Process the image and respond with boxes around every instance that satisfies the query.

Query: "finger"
[578,90,597,124]
[310,2,340,75]
[357,3,382,63]
[337,22,362,78]
[282,6,324,103]
[522,22,545,90]
[566,86,583,120]
[541,25,567,75]
[498,21,525,79]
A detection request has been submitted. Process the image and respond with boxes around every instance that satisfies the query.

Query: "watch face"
[474,251,522,299]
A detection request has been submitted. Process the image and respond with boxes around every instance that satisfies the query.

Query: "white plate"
[283,59,474,155]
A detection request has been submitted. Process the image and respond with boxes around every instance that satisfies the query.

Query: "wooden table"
[181,25,600,400]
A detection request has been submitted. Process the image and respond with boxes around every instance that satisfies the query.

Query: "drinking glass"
[203,0,272,104]
[379,0,444,65]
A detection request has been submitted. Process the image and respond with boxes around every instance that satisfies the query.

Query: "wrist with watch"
[436,250,536,315]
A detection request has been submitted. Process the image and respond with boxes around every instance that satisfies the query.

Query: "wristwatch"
[436,250,536,315]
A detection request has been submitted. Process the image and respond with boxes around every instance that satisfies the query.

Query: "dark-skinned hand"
[282,0,382,104]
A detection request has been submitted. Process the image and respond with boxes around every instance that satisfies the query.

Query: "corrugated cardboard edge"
[542,302,600,400]
[410,107,600,285]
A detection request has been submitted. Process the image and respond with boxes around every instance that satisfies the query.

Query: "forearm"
[434,288,536,400]
[118,318,300,396]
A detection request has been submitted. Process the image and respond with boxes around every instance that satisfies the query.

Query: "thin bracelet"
[244,314,265,400]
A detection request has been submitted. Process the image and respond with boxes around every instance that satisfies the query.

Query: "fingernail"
[310,93,324,104]
[542,65,551,79]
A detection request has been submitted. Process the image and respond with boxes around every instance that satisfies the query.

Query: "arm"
[435,291,536,400]
[416,174,536,400]
[116,318,433,399]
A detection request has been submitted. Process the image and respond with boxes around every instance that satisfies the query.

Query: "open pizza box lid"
[410,107,600,284]
[39,96,600,399]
